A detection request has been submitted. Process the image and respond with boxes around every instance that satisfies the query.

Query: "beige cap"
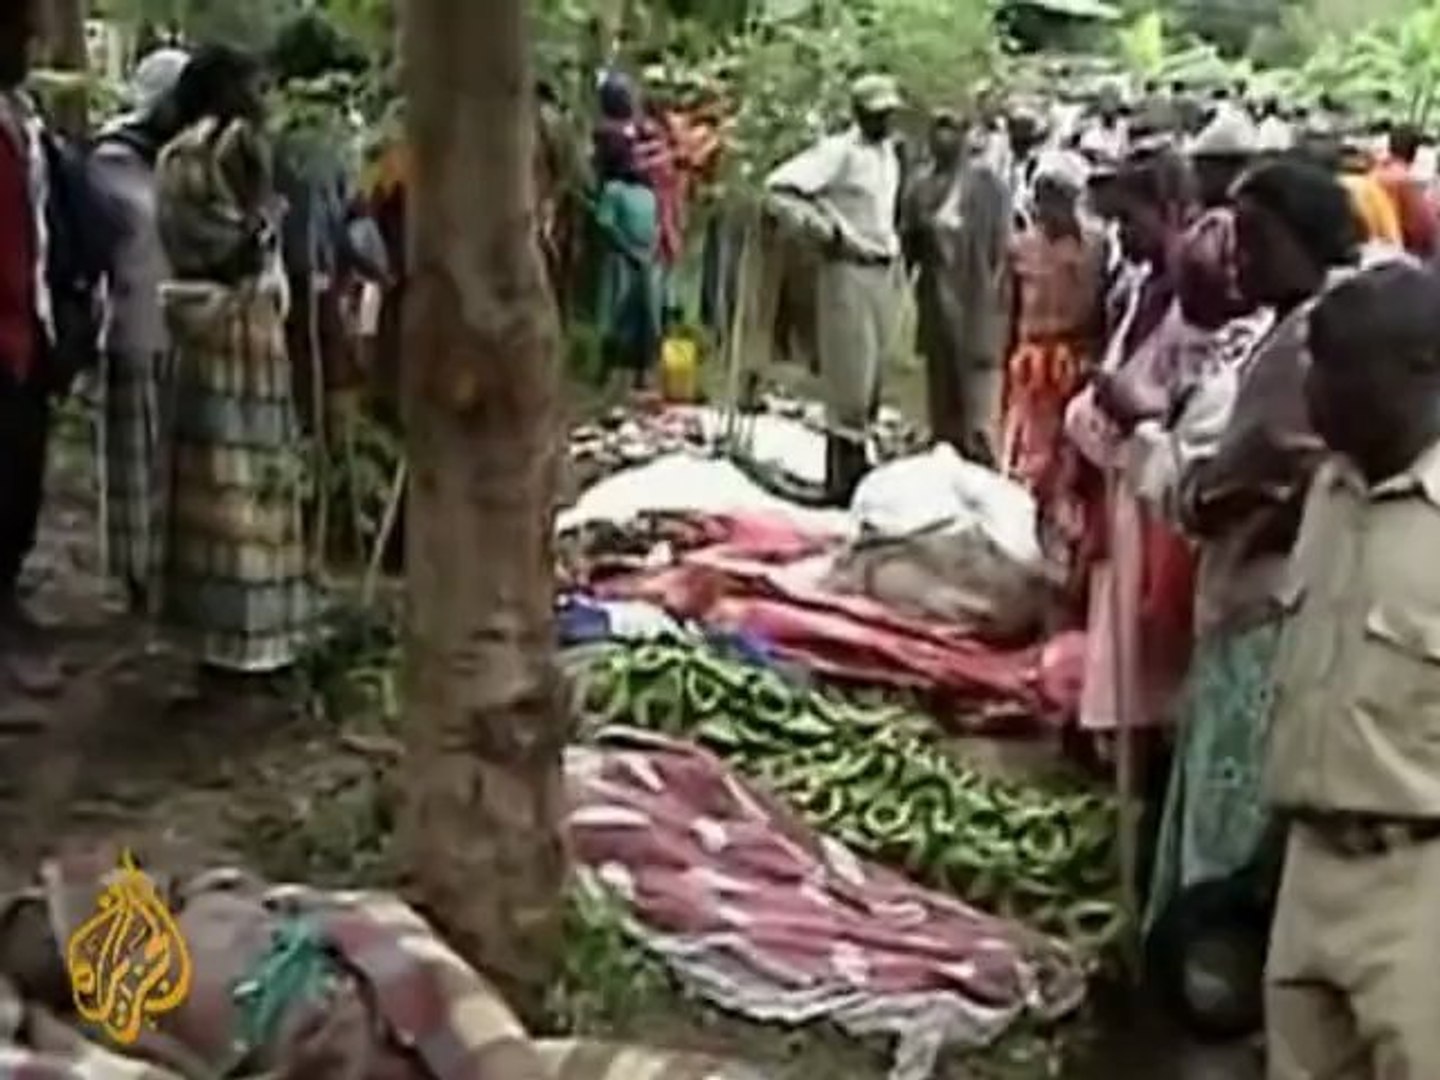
[852,73,903,114]
[1188,106,1259,158]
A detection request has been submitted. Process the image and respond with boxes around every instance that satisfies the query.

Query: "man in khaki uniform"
[765,74,904,504]
[1266,262,1440,1079]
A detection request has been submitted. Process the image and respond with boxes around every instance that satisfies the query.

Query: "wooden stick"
[720,219,754,447]
[341,400,366,564]
[309,276,330,572]
[1110,483,1143,980]
[363,459,407,607]
[95,353,110,581]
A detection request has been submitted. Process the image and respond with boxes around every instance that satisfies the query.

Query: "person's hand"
[1091,370,1166,431]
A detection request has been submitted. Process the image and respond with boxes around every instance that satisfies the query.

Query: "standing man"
[766,74,904,503]
[1266,261,1440,1079]
[1003,106,1048,232]
[1000,151,1104,493]
[1189,106,1257,209]
[0,0,49,642]
[902,109,1011,460]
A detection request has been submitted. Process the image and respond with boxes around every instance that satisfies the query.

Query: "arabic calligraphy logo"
[65,850,193,1045]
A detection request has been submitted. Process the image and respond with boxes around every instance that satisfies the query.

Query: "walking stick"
[1110,482,1144,980]
[95,352,110,581]
[309,274,330,575]
[363,459,406,608]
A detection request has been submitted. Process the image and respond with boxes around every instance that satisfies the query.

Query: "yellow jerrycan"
[660,331,701,404]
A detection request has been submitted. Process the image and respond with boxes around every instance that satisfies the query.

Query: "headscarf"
[128,48,189,118]
[595,74,643,183]
[1176,207,1248,328]
[97,48,190,158]
[1032,148,1089,195]
[598,73,637,122]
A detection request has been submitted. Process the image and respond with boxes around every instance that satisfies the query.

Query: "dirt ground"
[0,412,1265,1079]
[0,421,389,894]
[0,353,921,891]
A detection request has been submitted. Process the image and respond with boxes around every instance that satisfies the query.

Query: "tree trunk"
[398,0,567,1015]
[42,0,88,139]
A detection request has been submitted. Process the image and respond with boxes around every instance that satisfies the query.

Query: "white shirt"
[1255,115,1294,153]
[766,126,901,260]
[1079,120,1128,164]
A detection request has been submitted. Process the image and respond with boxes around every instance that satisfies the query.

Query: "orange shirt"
[1373,159,1439,257]
[1342,173,1403,247]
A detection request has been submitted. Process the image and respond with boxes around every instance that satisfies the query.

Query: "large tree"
[41,0,88,137]
[398,0,568,1014]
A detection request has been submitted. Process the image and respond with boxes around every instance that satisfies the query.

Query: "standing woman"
[592,75,663,391]
[90,47,190,614]
[1056,148,1199,738]
[155,46,312,677]
[1146,163,1357,954]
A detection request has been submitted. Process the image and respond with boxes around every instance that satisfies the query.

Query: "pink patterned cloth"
[566,731,1086,1080]
[1064,301,1204,732]
[591,512,1079,723]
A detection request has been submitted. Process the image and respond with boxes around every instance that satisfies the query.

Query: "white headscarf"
[127,48,189,117]
[1032,148,1090,195]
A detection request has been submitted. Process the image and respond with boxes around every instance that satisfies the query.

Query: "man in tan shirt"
[1266,261,1440,1079]
[766,74,904,504]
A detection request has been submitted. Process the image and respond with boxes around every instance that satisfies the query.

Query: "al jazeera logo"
[64,850,193,1045]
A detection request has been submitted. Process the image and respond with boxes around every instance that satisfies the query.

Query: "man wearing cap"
[765,73,905,503]
[1188,105,1258,209]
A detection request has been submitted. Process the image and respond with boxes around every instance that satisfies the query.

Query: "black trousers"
[825,434,870,507]
[0,369,49,598]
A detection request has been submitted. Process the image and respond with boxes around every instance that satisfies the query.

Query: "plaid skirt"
[160,283,313,673]
[101,344,168,603]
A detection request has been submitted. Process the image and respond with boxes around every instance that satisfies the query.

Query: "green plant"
[1282,0,1440,124]
[544,877,677,1032]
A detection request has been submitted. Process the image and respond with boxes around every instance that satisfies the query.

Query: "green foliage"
[104,0,292,48]
[28,68,124,123]
[545,878,676,1032]
[319,0,395,53]
[525,0,995,202]
[1110,9,1236,88]
[689,0,996,201]
[1267,0,1440,124]
[1168,0,1289,57]
[1114,9,1164,76]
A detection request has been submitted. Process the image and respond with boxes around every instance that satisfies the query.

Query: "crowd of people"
[6,0,1440,1066]
[761,71,1440,1077]
[0,4,392,690]
[0,0,737,695]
